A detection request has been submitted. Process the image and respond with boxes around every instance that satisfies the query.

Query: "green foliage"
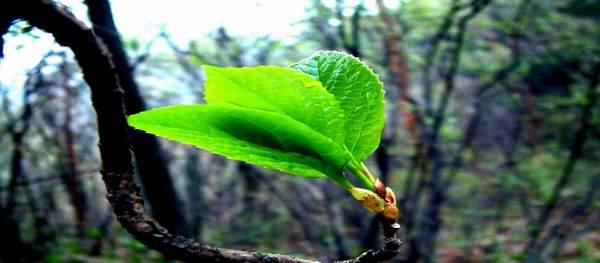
[291,51,385,163]
[128,52,387,191]
[203,65,345,144]
[128,105,350,186]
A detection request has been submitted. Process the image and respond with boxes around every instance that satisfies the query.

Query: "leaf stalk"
[346,160,376,191]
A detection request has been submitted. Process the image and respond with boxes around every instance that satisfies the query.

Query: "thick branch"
[5,1,316,262]
[85,0,189,235]
[3,1,404,262]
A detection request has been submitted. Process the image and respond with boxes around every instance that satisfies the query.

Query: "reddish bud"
[375,178,386,198]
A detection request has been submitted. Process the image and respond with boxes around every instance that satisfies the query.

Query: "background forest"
[0,0,599,262]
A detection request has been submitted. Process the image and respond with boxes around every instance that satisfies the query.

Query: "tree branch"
[421,0,462,118]
[335,219,402,263]
[376,0,422,145]
[3,1,317,262]
[2,1,404,262]
[85,0,191,235]
[443,0,532,187]
[409,1,492,261]
[536,175,600,259]
[524,61,600,263]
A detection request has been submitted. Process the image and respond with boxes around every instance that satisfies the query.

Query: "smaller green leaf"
[128,105,353,188]
[349,187,385,214]
[292,51,386,163]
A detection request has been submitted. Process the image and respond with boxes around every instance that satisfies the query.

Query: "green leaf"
[128,105,352,187]
[291,51,385,162]
[203,65,345,144]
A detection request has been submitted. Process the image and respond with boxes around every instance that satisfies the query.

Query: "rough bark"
[85,0,189,235]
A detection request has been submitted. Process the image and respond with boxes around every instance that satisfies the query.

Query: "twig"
[335,219,402,263]
[542,211,600,260]
[535,176,600,259]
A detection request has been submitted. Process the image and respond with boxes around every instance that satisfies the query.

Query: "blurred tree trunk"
[212,28,267,246]
[399,0,463,236]
[239,163,260,216]
[500,84,534,221]
[0,60,47,262]
[308,0,340,50]
[421,0,461,118]
[376,0,419,144]
[334,0,363,56]
[407,2,493,262]
[85,0,190,235]
[59,59,90,238]
[245,166,331,258]
[360,0,416,251]
[321,182,349,260]
[537,175,600,260]
[88,210,114,255]
[524,62,600,262]
[185,151,205,240]
[22,173,55,252]
[1,138,31,262]
[230,163,263,246]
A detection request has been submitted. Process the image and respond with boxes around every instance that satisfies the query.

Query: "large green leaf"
[203,65,345,144]
[128,105,352,185]
[291,51,385,162]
